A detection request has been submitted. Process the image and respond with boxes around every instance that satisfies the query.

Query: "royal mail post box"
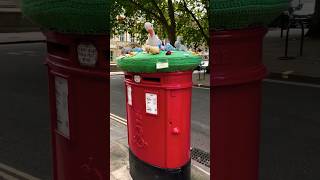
[45,32,109,180]
[125,71,192,180]
[210,28,267,180]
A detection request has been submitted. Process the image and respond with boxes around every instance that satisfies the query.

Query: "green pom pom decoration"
[117,51,202,73]
[210,0,289,30]
[21,0,110,34]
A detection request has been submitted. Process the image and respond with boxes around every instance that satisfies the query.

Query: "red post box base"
[129,149,191,180]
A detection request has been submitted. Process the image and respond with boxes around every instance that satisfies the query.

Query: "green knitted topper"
[210,0,289,30]
[117,51,202,73]
[21,0,110,34]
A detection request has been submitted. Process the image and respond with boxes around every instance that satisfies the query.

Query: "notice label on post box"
[77,43,98,67]
[145,93,157,115]
[55,76,70,138]
[127,86,132,106]
[156,62,169,69]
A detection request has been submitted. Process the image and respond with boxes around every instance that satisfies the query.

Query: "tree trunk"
[165,26,175,45]
[168,0,177,44]
[306,0,320,38]
[193,42,199,50]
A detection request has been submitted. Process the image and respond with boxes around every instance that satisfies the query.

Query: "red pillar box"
[45,32,109,180]
[125,71,192,180]
[210,28,267,180]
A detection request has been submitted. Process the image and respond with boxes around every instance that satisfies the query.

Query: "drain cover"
[191,148,210,167]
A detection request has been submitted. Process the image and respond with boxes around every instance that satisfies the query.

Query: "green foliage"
[176,0,209,48]
[111,0,209,47]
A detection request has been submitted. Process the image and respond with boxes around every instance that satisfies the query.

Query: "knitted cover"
[21,0,109,34]
[210,0,289,30]
[117,51,202,73]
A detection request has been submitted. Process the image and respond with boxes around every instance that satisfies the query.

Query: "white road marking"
[22,51,35,53]
[111,77,122,80]
[0,171,19,180]
[110,72,124,76]
[0,163,41,180]
[192,163,211,176]
[7,52,21,55]
[109,113,211,175]
[264,79,320,88]
[282,70,294,75]
[193,85,210,90]
[281,70,295,79]
[110,113,127,126]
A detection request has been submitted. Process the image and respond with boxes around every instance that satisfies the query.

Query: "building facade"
[110,32,139,63]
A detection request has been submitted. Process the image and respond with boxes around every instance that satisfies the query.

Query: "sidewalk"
[0,2,40,33]
[0,32,45,44]
[110,119,210,180]
[264,28,320,79]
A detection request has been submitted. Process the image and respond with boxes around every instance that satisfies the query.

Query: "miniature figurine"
[164,42,175,51]
[144,22,161,54]
[132,47,143,52]
[121,47,132,55]
[144,45,160,55]
[174,36,188,51]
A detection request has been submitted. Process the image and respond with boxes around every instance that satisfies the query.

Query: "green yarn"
[117,51,202,73]
[210,0,289,30]
[21,0,110,34]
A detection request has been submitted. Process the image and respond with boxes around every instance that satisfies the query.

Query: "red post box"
[210,28,267,180]
[45,32,109,180]
[125,71,192,180]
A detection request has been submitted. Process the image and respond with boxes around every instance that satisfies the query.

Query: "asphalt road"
[260,81,320,180]
[0,43,51,179]
[110,75,210,152]
[0,43,319,179]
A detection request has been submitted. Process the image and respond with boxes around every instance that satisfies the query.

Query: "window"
[131,34,135,42]
[120,34,125,42]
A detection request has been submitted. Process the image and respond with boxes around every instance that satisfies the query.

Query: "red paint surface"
[210,28,267,180]
[125,71,192,169]
[45,32,109,180]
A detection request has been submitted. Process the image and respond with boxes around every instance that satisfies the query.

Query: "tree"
[307,0,320,38]
[112,0,208,47]
[176,0,209,49]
